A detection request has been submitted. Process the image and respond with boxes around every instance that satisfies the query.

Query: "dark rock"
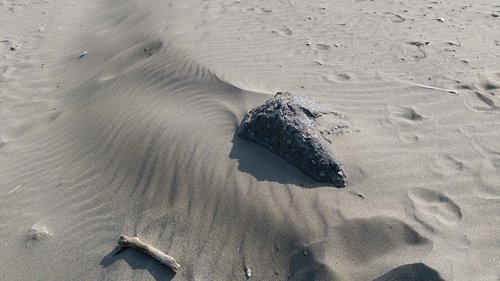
[237,92,350,187]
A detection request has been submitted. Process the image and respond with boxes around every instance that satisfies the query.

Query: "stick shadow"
[100,248,176,281]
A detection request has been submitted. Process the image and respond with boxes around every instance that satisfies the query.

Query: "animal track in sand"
[395,107,423,121]
[260,7,272,13]
[458,79,500,113]
[244,6,272,14]
[408,187,462,226]
[397,133,420,143]
[475,161,500,199]
[323,73,351,83]
[272,26,293,36]
[383,12,406,23]
[0,65,9,77]
[430,154,464,176]
[477,74,500,94]
[314,43,331,51]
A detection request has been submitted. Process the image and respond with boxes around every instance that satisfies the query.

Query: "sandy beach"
[1,0,499,280]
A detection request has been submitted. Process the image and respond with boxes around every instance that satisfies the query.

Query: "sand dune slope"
[1,0,499,280]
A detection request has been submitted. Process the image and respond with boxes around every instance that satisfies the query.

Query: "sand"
[0,0,499,280]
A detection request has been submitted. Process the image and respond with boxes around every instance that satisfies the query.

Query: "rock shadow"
[229,133,332,188]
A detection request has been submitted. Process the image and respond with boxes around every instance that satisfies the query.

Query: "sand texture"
[1,0,499,280]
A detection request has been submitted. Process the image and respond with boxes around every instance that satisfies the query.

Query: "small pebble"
[79,51,88,59]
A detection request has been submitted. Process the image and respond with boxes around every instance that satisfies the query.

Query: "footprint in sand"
[403,41,427,60]
[288,217,432,280]
[386,106,424,142]
[373,263,445,281]
[408,187,462,228]
[387,105,424,126]
[471,91,499,112]
[479,80,500,91]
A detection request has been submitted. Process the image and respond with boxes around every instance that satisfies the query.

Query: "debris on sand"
[113,235,181,273]
[27,224,51,240]
[409,41,429,47]
[79,51,88,59]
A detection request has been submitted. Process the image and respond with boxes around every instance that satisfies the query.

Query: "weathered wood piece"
[113,235,181,273]
[238,92,348,187]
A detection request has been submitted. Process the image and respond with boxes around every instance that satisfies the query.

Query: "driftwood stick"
[410,83,458,94]
[113,235,181,273]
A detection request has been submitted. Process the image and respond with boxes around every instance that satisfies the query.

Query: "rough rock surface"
[237,92,350,187]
